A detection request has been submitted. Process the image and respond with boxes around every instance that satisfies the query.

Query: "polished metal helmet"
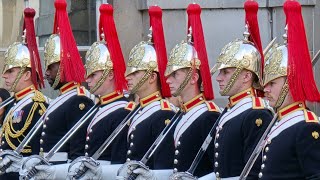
[85,40,113,78]
[165,40,200,77]
[44,34,61,71]
[3,42,31,74]
[212,30,261,80]
[125,41,158,77]
[263,44,287,86]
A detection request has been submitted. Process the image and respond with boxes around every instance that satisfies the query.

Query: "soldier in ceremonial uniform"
[126,3,221,179]
[17,2,94,177]
[29,4,135,179]
[255,0,320,179]
[72,5,176,180]
[0,7,49,179]
[200,1,273,179]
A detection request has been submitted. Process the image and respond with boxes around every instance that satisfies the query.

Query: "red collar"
[278,102,305,119]
[99,91,123,105]
[59,82,80,94]
[228,88,255,107]
[182,93,205,112]
[140,91,162,107]
[15,85,35,101]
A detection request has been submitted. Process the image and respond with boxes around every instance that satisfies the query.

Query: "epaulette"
[125,101,136,111]
[160,99,172,111]
[252,97,265,110]
[205,101,220,113]
[77,86,86,96]
[304,110,319,123]
[32,90,46,103]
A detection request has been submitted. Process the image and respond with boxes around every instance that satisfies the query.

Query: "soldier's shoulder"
[304,110,319,123]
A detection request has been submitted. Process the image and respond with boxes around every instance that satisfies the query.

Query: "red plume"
[284,0,320,102]
[23,8,44,89]
[244,0,264,97]
[244,0,264,78]
[99,4,127,92]
[187,4,214,100]
[53,0,85,83]
[149,6,171,98]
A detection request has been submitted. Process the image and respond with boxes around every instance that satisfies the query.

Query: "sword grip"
[127,173,139,180]
[73,166,89,179]
[0,161,12,174]
[22,161,46,180]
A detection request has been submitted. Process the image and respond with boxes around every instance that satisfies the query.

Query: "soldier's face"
[125,70,145,93]
[2,67,27,92]
[45,62,60,86]
[86,70,113,96]
[166,69,188,96]
[263,76,286,108]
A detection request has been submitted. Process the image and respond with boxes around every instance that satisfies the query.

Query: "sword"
[0,96,14,111]
[21,103,101,180]
[126,110,184,180]
[312,49,320,66]
[70,104,142,179]
[239,113,278,180]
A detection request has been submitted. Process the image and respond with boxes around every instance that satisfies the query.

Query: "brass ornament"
[255,118,263,127]
[312,131,319,139]
[165,119,171,125]
[79,103,85,110]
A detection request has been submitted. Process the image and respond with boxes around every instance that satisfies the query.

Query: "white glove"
[0,153,25,173]
[32,164,69,180]
[67,160,102,180]
[19,155,48,179]
[133,168,156,180]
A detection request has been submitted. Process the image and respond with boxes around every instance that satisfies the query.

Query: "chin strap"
[274,79,289,111]
[172,67,193,97]
[51,66,61,89]
[221,67,242,96]
[10,67,26,92]
[89,68,111,94]
[129,69,153,95]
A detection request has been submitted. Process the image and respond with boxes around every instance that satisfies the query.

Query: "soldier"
[122,3,221,179]
[0,7,49,179]
[67,5,177,180]
[255,0,320,179]
[199,0,273,179]
[29,4,136,179]
[17,0,94,177]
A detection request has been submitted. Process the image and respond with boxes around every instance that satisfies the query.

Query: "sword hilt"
[127,173,139,180]
[73,165,89,179]
[0,161,12,174]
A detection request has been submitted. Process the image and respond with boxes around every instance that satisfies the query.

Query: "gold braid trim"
[89,68,111,94]
[3,91,47,153]
[130,69,153,95]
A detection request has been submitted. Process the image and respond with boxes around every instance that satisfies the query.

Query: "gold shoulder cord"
[2,91,47,153]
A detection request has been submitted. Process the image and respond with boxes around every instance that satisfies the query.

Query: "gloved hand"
[117,160,154,180]
[133,168,157,180]
[0,151,24,173]
[67,159,102,180]
[33,163,69,180]
[19,155,49,179]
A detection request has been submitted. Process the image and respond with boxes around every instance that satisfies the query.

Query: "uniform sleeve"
[296,122,320,178]
[242,109,273,178]
[66,96,94,160]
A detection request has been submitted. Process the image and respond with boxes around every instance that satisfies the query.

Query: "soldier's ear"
[23,70,32,81]
[108,71,114,80]
[242,70,253,84]
[149,72,158,84]
[190,70,200,85]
